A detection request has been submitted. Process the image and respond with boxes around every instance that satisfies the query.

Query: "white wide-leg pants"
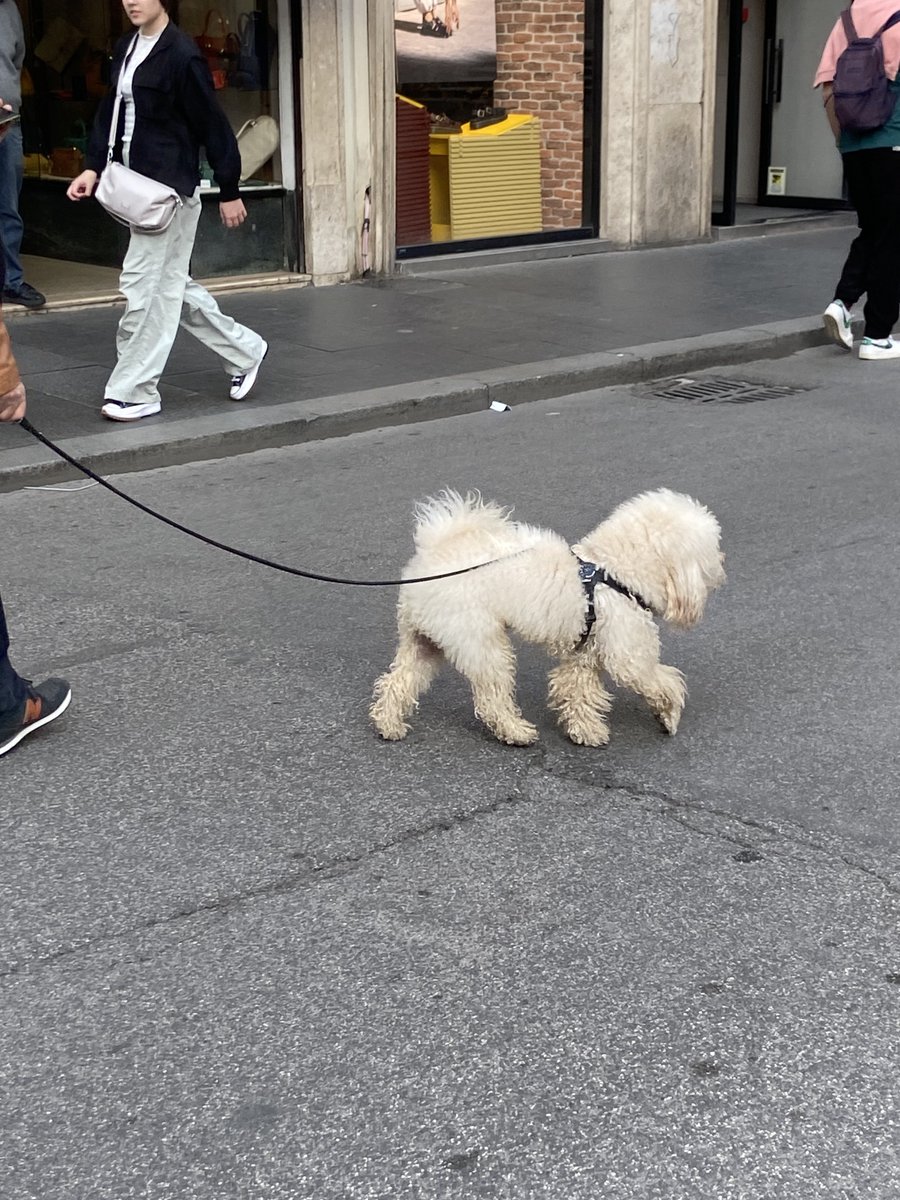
[104,191,265,407]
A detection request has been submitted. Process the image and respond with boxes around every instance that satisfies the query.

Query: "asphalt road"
[2,344,899,1199]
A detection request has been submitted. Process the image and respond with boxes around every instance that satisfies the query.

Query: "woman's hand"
[66,170,98,200]
[219,199,247,229]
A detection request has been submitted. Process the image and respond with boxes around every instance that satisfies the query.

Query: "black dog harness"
[574,556,653,649]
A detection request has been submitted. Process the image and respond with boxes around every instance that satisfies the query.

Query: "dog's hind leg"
[547,654,613,746]
[451,630,538,746]
[370,625,445,740]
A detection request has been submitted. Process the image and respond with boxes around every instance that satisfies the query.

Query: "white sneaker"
[823,299,853,350]
[229,340,268,401]
[858,337,900,360]
[101,398,162,421]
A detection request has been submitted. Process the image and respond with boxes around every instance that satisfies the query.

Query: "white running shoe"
[823,299,853,350]
[230,340,268,400]
[101,398,162,421]
[858,337,900,360]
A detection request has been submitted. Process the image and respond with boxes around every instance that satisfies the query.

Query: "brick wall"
[493,1,585,228]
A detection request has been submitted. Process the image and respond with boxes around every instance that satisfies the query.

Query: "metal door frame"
[712,0,745,226]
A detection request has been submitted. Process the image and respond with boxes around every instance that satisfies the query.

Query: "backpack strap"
[839,8,900,45]
[841,7,858,43]
[876,10,900,36]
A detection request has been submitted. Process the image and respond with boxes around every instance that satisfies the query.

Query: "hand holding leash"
[0,382,26,423]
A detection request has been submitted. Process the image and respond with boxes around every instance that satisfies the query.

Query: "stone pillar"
[602,0,718,245]
[299,0,374,283]
[367,0,397,275]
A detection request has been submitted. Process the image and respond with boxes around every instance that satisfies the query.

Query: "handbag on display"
[63,119,90,153]
[195,9,230,87]
[34,17,86,74]
[94,36,182,234]
[230,11,273,90]
[235,115,279,179]
[23,153,51,177]
[50,146,84,177]
[84,51,108,98]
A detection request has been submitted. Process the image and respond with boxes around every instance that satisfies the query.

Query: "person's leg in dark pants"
[835,149,900,342]
[0,590,27,717]
[856,149,900,340]
[0,590,71,756]
[833,151,875,311]
[824,151,878,349]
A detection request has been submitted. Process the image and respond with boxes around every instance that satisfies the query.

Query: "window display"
[16,0,281,191]
[394,0,594,250]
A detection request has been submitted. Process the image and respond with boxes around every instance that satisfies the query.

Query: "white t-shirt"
[119,30,163,149]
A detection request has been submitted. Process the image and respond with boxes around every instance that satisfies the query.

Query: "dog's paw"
[374,722,410,741]
[656,710,680,736]
[565,722,610,748]
[498,721,539,746]
[370,707,411,740]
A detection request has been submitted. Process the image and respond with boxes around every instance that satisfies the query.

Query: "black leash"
[18,418,508,588]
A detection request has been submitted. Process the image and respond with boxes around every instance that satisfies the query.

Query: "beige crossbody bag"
[95,35,183,234]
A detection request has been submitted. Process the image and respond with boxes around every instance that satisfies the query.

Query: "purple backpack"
[833,7,900,132]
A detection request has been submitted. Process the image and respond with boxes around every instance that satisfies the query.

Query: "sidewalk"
[0,224,856,489]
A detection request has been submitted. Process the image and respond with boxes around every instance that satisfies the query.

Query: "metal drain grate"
[641,375,805,404]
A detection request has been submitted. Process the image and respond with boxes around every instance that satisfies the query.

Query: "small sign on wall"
[767,166,787,196]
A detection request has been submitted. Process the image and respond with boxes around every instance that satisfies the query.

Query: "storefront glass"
[15,0,284,272]
[394,0,597,253]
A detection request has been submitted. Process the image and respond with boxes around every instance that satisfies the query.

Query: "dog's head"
[586,489,725,629]
[652,491,725,628]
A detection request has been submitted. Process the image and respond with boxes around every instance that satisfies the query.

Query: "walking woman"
[67,0,267,421]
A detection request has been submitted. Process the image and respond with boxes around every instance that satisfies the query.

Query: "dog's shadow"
[395,19,423,34]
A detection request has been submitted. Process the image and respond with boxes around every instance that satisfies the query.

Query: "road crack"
[4,743,896,980]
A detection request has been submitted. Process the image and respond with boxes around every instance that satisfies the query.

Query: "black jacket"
[85,22,242,202]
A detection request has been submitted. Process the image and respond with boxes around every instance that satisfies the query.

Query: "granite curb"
[0,315,828,492]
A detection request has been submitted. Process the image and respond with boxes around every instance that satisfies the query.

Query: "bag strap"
[203,9,227,38]
[106,35,140,163]
[841,7,900,42]
[875,10,900,36]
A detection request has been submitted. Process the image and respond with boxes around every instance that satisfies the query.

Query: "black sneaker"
[0,677,71,757]
[2,282,46,309]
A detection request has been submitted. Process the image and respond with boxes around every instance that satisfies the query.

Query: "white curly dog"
[371,488,725,747]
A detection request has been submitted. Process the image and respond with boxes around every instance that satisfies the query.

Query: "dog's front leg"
[600,614,686,735]
[547,653,612,747]
[639,663,687,735]
[605,656,686,736]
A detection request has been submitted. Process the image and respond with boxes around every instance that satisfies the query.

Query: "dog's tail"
[412,489,512,551]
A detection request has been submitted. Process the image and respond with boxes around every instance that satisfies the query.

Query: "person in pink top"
[815,0,900,359]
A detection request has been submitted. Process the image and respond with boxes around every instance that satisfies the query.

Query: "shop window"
[16,0,282,192]
[395,0,594,251]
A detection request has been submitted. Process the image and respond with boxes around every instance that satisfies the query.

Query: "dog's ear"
[662,561,707,629]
